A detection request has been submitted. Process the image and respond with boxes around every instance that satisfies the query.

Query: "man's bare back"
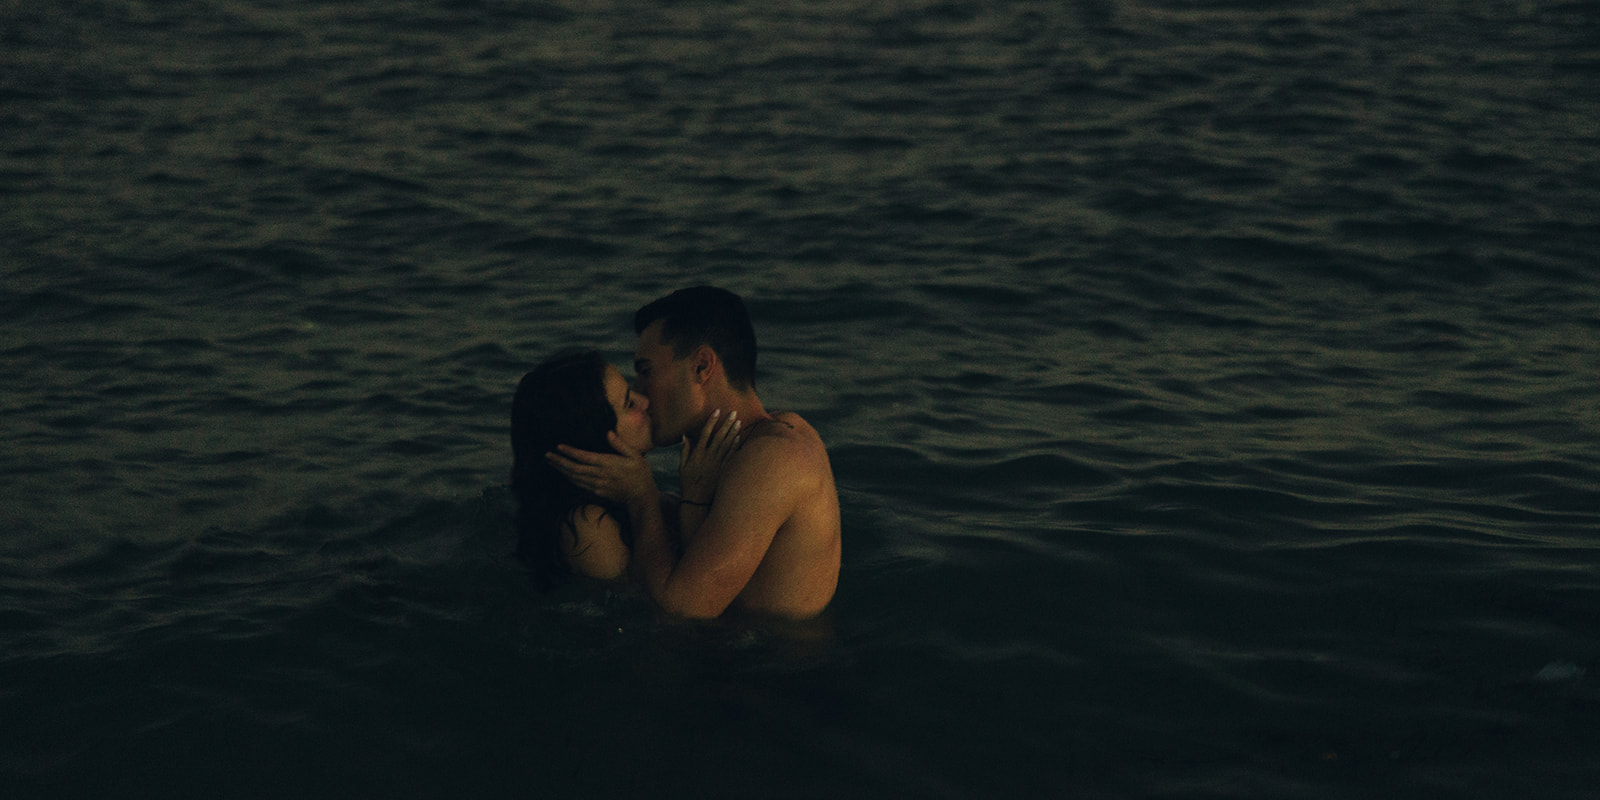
[719,411,840,618]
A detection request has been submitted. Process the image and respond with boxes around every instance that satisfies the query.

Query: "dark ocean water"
[4,1,1599,797]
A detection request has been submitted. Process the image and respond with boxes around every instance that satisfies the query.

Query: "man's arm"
[635,436,811,619]
[545,423,790,619]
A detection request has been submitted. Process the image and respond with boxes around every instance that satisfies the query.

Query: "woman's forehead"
[602,364,626,392]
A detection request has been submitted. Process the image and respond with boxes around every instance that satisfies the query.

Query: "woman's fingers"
[680,409,747,477]
[708,411,739,456]
[684,410,731,462]
[696,409,723,444]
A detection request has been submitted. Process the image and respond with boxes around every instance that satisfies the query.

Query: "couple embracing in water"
[509,287,841,620]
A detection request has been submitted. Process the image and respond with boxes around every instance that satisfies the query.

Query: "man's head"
[634,286,757,390]
[631,286,757,445]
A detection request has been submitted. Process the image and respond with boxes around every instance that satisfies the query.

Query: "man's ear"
[690,345,717,384]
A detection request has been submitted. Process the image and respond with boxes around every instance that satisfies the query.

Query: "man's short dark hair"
[635,286,757,390]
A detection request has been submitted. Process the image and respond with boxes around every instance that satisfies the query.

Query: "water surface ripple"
[3,1,1597,798]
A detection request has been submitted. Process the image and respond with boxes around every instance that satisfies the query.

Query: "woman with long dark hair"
[509,349,740,590]
[509,350,653,588]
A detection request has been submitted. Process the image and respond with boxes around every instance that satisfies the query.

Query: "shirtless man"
[546,287,841,620]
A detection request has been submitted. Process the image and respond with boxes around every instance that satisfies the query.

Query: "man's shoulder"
[761,411,823,442]
[734,412,829,481]
[749,412,826,455]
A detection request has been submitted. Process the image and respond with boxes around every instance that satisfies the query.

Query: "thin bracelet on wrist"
[680,498,712,507]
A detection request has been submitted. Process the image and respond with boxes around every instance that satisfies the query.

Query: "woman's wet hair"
[509,349,628,589]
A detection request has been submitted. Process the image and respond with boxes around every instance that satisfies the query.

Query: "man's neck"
[700,387,768,431]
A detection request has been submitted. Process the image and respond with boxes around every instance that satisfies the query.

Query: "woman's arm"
[675,410,741,547]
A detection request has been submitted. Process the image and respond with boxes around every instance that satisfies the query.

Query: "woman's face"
[602,365,653,454]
